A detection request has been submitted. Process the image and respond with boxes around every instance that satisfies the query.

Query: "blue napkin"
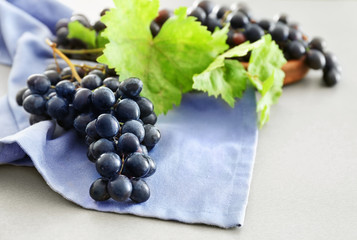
[0,0,258,228]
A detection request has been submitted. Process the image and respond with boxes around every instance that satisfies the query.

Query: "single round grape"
[59,67,72,80]
[123,153,150,178]
[205,16,222,32]
[130,179,150,203]
[46,96,69,119]
[324,52,339,71]
[45,63,61,72]
[89,69,106,80]
[96,152,122,178]
[55,80,76,102]
[140,145,149,155]
[287,40,306,59]
[95,114,120,138]
[309,37,327,53]
[57,105,77,130]
[227,12,248,29]
[135,97,154,118]
[122,120,145,142]
[73,88,92,113]
[114,99,140,122]
[276,13,288,24]
[212,5,229,19]
[23,94,47,115]
[288,28,302,41]
[103,77,120,92]
[119,77,143,98]
[85,120,100,139]
[93,20,106,32]
[55,18,69,31]
[245,24,264,42]
[44,70,61,86]
[27,74,51,95]
[29,114,51,125]
[81,74,102,90]
[22,89,32,102]
[108,175,132,202]
[117,133,140,154]
[154,9,173,26]
[306,50,326,70]
[187,7,207,23]
[270,23,289,42]
[73,113,95,134]
[193,0,215,15]
[45,88,56,98]
[150,21,161,37]
[89,178,110,201]
[144,155,157,177]
[323,69,341,87]
[16,87,28,106]
[92,87,116,110]
[258,19,274,32]
[90,138,116,159]
[143,124,161,148]
[56,27,68,45]
[141,112,157,125]
[85,135,95,146]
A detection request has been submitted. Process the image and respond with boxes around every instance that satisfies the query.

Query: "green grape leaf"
[248,35,287,128]
[97,0,229,114]
[67,21,97,48]
[96,31,109,48]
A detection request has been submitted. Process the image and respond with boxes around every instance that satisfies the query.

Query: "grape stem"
[58,48,104,54]
[45,38,82,83]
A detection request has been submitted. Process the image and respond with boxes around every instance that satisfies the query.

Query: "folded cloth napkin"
[0,0,258,228]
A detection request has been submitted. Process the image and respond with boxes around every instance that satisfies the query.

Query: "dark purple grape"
[81,74,102,90]
[103,77,120,92]
[258,19,274,32]
[46,96,69,119]
[144,155,156,177]
[55,18,69,31]
[23,94,47,115]
[323,68,341,87]
[56,27,68,45]
[123,153,150,178]
[306,50,326,70]
[117,133,140,154]
[90,138,116,159]
[154,9,173,26]
[27,74,51,95]
[287,40,306,59]
[44,70,61,86]
[205,16,222,32]
[93,20,106,32]
[142,124,161,148]
[135,97,154,118]
[141,112,157,125]
[89,178,110,201]
[73,88,92,112]
[324,52,339,71]
[45,63,61,72]
[95,114,120,138]
[16,87,28,106]
[288,28,302,41]
[130,179,150,203]
[309,37,327,53]
[56,105,77,130]
[119,77,143,98]
[245,24,264,42]
[91,87,116,110]
[73,113,95,134]
[96,152,122,178]
[227,12,249,29]
[193,0,216,15]
[212,5,229,19]
[108,175,132,202]
[114,99,140,122]
[187,7,207,23]
[122,120,145,142]
[55,80,76,102]
[276,13,288,24]
[29,114,51,125]
[270,23,289,42]
[150,21,161,37]
[85,120,100,139]
[88,69,106,80]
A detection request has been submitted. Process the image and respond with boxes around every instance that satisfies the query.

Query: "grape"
[206,16,222,32]
[85,120,100,139]
[57,106,77,130]
[230,3,252,19]
[46,96,69,119]
[193,0,215,15]
[95,114,120,138]
[118,77,143,98]
[258,19,274,32]
[270,23,289,42]
[93,20,106,32]
[227,12,249,29]
[73,113,95,134]
[55,80,76,102]
[103,77,120,92]
[288,28,302,41]
[23,94,47,115]
[27,74,51,95]
[245,24,264,42]
[140,145,149,155]
[150,21,161,37]
[212,5,229,19]
[59,67,72,80]
[122,120,145,142]
[123,153,150,178]
[73,88,92,112]
[45,63,61,72]
[117,133,140,154]
[89,178,110,201]
[81,74,102,90]
[306,50,326,70]
[85,136,95,146]
[91,87,116,110]
[96,152,122,178]
[114,99,140,122]
[100,8,110,17]
[44,70,61,86]
[16,87,28,106]
[90,138,116,159]
[187,7,207,23]
[70,14,91,28]
[108,175,133,202]
[154,9,173,26]
[143,124,161,148]
[141,112,157,125]
[276,13,288,24]
[88,69,106,80]
[29,114,51,125]
[144,155,157,177]
[55,18,69,31]
[323,69,341,87]
[324,52,339,71]
[286,40,306,59]
[309,37,327,53]
[130,179,150,203]
[56,27,68,45]
[135,97,154,118]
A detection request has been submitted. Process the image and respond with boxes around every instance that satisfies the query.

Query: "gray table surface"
[1,0,357,239]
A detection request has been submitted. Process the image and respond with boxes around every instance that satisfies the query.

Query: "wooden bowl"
[241,57,309,85]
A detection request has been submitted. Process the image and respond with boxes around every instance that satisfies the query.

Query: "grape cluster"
[16,64,161,203]
[150,0,341,87]
[54,10,108,61]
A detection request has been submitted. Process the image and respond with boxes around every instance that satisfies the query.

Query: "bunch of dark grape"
[150,0,341,87]
[54,9,108,61]
[16,63,161,203]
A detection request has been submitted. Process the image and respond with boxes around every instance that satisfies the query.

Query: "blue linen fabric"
[0,0,259,228]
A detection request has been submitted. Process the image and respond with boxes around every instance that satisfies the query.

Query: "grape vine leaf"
[67,21,97,48]
[97,0,229,114]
